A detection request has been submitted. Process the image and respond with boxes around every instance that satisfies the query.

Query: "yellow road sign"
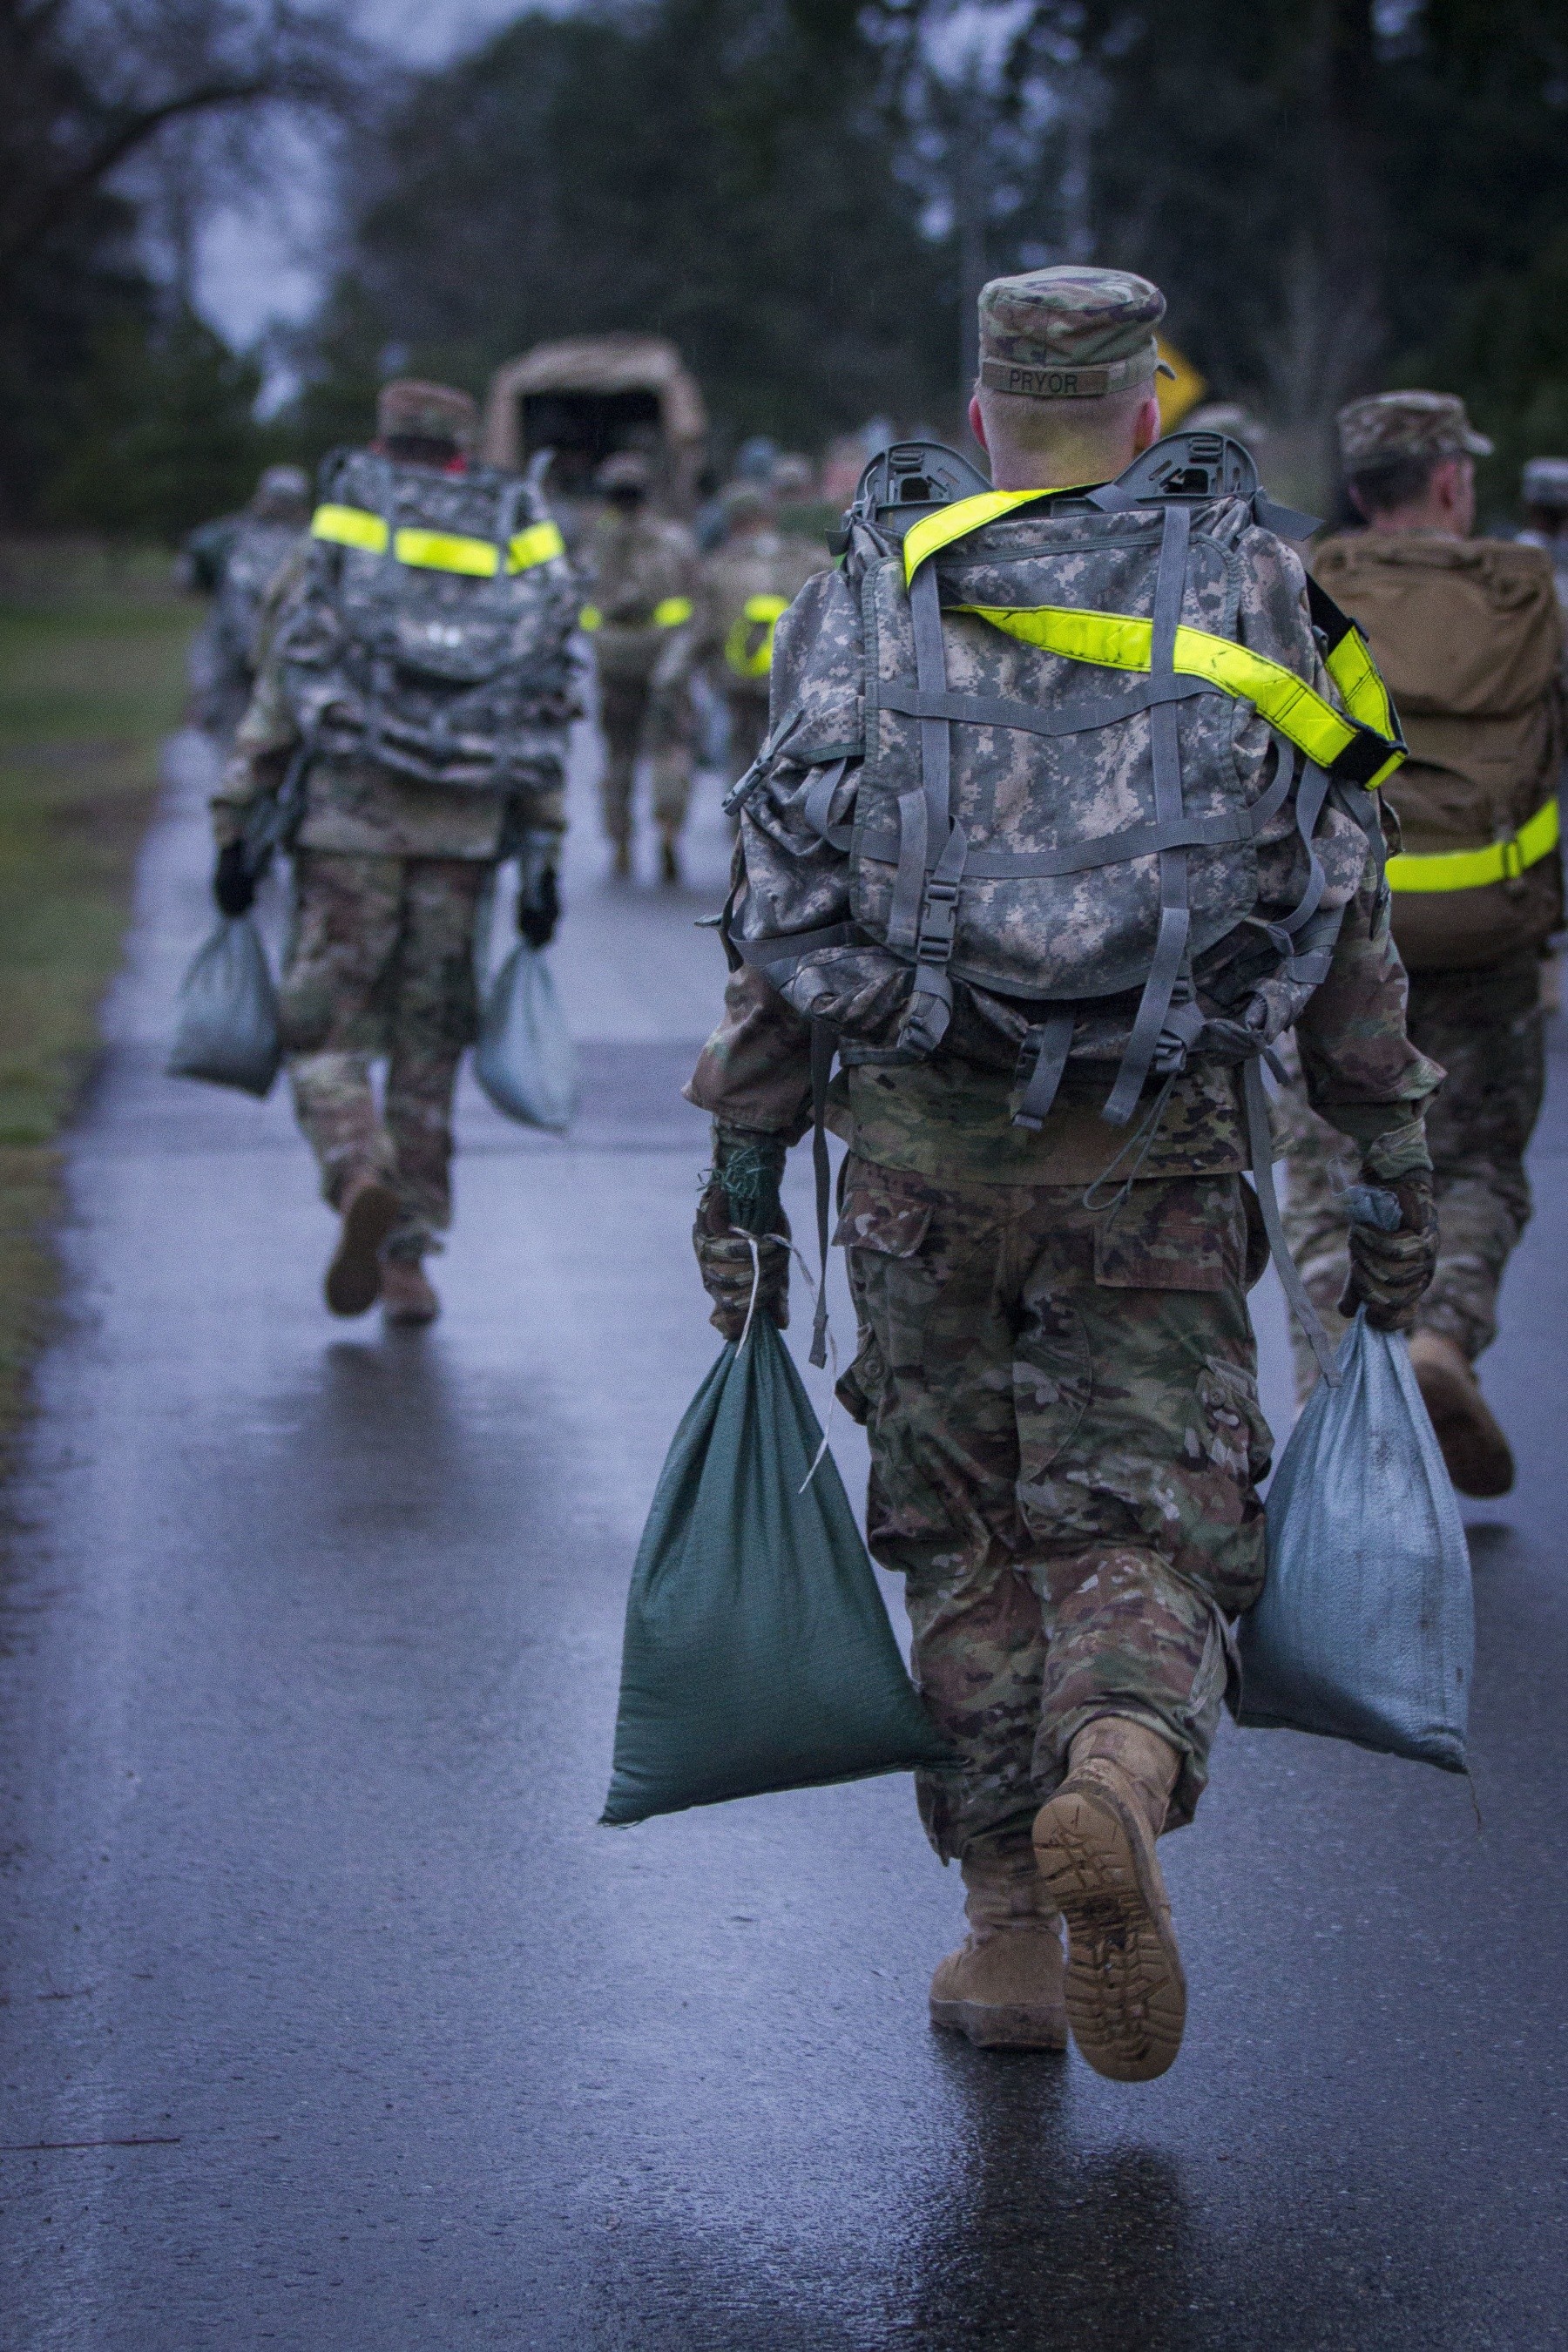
[1157,339,1207,431]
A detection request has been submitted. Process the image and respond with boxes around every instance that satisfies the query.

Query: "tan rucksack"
[1312,532,1565,971]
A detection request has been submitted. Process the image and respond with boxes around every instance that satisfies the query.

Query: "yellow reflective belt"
[509,521,565,571]
[725,591,791,679]
[952,603,1405,789]
[1387,796,1560,893]
[579,605,602,631]
[1322,624,1396,740]
[902,486,1100,584]
[312,505,565,578]
[394,526,498,577]
[311,503,389,554]
[654,596,693,627]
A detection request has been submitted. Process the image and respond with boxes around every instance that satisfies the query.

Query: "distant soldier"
[183,465,311,741]
[210,380,578,1325]
[1518,456,1568,611]
[697,483,829,784]
[581,451,698,883]
[1281,392,1565,1494]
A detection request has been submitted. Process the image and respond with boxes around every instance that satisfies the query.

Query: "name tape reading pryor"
[980,359,1112,400]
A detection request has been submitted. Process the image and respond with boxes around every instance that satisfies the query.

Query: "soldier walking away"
[209,379,578,1326]
[697,483,829,785]
[1281,393,1565,1496]
[182,465,312,744]
[686,268,1438,2083]
[1518,456,1568,612]
[581,451,698,883]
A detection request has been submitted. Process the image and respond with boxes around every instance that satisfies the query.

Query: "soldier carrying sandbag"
[1281,393,1565,1496]
[209,380,579,1325]
[686,268,1439,2080]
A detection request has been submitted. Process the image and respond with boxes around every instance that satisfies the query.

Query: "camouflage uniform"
[697,502,829,781]
[688,279,1439,1864]
[1281,392,1563,1398]
[184,466,311,742]
[584,487,699,853]
[213,388,568,1262]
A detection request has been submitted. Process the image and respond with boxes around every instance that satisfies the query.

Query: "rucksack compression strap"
[951,602,1406,790]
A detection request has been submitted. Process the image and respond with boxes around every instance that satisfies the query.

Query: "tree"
[294,0,958,456]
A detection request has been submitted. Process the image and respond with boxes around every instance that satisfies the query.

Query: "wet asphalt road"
[2,730,1566,2351]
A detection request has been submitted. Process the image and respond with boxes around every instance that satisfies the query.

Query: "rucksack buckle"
[915,876,959,963]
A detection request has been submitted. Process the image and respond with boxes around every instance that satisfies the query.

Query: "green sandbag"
[601,1315,952,1827]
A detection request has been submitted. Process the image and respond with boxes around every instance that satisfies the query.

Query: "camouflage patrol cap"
[977,266,1171,401]
[1522,456,1568,510]
[375,378,478,449]
[249,463,310,522]
[720,481,772,524]
[596,449,653,495]
[1336,390,1492,469]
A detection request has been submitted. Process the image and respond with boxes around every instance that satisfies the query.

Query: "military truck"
[482,335,707,527]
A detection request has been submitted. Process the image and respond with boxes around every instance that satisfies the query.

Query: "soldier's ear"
[968,394,990,456]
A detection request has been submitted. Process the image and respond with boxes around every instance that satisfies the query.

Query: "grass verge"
[0,544,193,1465]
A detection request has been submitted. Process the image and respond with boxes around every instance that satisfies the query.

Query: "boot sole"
[929,1997,1067,2051]
[324,1182,399,1317]
[382,1291,439,1328]
[1033,1782,1186,2083]
[1412,1353,1514,1498]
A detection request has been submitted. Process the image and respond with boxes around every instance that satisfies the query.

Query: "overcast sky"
[195,0,537,352]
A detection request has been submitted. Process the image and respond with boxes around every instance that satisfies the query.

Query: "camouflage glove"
[693,1126,789,1342]
[1340,1169,1437,1333]
[213,841,255,918]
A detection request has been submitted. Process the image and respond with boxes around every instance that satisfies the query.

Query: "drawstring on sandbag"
[729,1221,841,1493]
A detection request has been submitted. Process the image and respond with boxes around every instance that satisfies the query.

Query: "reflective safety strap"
[394,526,499,577]
[902,485,1097,582]
[1243,1058,1342,1389]
[508,520,567,571]
[951,603,1405,791]
[1387,796,1561,892]
[310,504,565,577]
[579,605,602,631]
[1306,577,1398,741]
[654,596,694,626]
[311,503,389,553]
[725,592,790,678]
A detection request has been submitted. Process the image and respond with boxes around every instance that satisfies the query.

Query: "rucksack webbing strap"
[950,601,1402,790]
[1243,1057,1342,1388]
[895,559,969,1055]
[877,672,1216,739]
[849,729,1295,878]
[1013,1010,1076,1130]
[1104,504,1193,1125]
[808,1019,836,1368]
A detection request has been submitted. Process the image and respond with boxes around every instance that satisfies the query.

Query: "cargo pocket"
[833,1161,936,1382]
[1194,1355,1273,1488]
[1093,1176,1247,1292]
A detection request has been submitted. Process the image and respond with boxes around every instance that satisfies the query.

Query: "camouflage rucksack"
[725,435,1409,1380]
[275,448,578,790]
[727,434,1406,1131]
[215,517,308,678]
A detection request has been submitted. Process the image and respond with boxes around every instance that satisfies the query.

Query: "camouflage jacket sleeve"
[1233,524,1443,1155]
[684,955,815,1140]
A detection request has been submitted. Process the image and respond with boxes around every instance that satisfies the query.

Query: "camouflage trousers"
[278,849,488,1259]
[1280,952,1544,1396]
[835,1156,1272,1860]
[598,663,694,848]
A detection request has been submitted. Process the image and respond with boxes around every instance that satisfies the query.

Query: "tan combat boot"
[1408,1328,1514,1498]
[323,1173,399,1317]
[929,1841,1067,2051]
[381,1257,440,1327]
[1032,1717,1186,2083]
